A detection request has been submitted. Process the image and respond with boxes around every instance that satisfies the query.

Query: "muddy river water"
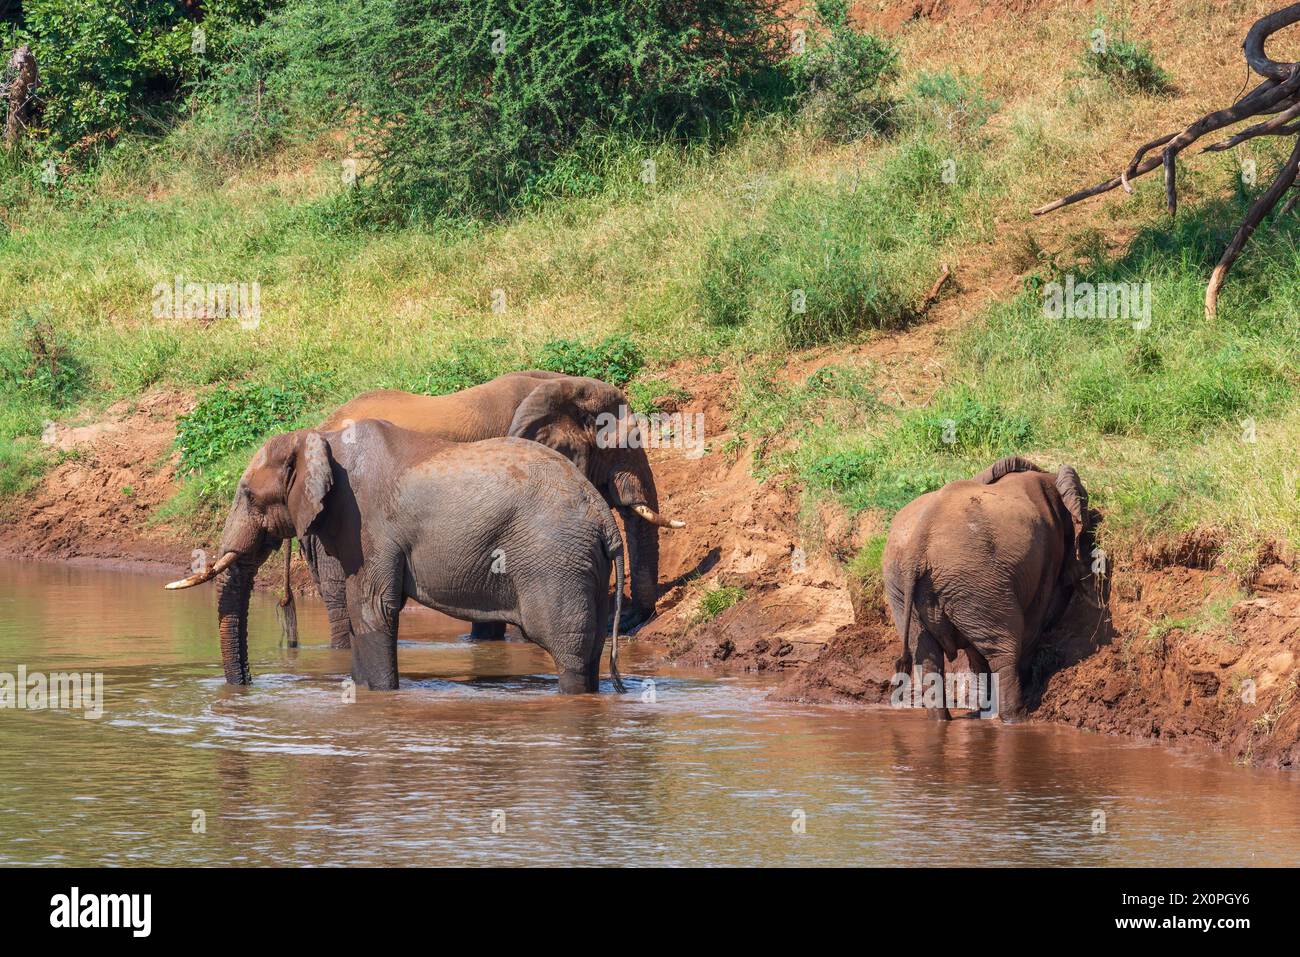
[1,559,1298,866]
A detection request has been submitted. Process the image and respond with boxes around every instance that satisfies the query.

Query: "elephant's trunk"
[606,451,678,622]
[622,508,660,618]
[217,560,256,685]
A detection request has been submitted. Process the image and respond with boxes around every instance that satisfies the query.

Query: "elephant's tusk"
[631,504,685,529]
[165,551,238,590]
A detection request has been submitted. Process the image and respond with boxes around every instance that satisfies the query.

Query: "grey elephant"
[302,371,682,643]
[165,419,625,694]
[883,456,1093,721]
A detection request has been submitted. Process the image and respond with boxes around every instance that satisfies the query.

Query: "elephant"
[882,456,1093,721]
[164,419,626,694]
[290,370,682,650]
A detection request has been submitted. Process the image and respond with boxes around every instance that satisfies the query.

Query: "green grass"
[694,584,748,623]
[1145,590,1243,643]
[698,131,1001,348]
[0,90,1003,523]
[4,1,1297,583]
[766,188,1300,568]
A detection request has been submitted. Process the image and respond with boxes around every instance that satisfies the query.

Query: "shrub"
[221,0,789,221]
[536,335,644,386]
[787,0,899,141]
[906,390,1034,455]
[694,583,747,622]
[0,437,52,498]
[626,378,692,416]
[846,533,888,614]
[0,310,85,406]
[15,0,275,150]
[905,69,998,135]
[174,376,326,475]
[1082,16,1170,94]
[799,390,1030,513]
[405,339,511,396]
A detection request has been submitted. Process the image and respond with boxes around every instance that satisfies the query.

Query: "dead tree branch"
[1033,5,1300,318]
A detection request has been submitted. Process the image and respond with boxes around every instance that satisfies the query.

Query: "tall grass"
[785,191,1300,567]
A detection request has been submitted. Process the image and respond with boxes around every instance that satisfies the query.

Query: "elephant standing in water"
[166,420,625,693]
[883,456,1094,721]
[293,371,682,650]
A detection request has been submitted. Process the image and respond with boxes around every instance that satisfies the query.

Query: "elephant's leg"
[345,570,402,691]
[468,622,507,640]
[960,613,1026,722]
[992,659,1024,722]
[962,643,997,719]
[913,630,951,721]
[529,630,599,694]
[301,535,353,650]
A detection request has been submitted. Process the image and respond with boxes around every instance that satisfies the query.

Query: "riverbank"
[1,354,1298,770]
[2,0,1299,770]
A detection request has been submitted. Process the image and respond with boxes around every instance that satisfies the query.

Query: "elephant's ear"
[506,379,605,475]
[974,456,1044,484]
[287,431,334,538]
[1054,465,1091,563]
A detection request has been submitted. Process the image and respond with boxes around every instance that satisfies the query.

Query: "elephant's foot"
[557,667,599,694]
[991,663,1023,723]
[465,621,507,641]
[330,630,353,650]
[351,630,399,691]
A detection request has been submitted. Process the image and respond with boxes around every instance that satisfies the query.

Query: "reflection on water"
[0,559,1298,866]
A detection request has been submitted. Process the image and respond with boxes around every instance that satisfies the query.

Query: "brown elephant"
[883,456,1094,721]
[165,421,626,693]
[291,371,680,649]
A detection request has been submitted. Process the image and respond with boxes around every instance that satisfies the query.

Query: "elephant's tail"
[602,511,627,694]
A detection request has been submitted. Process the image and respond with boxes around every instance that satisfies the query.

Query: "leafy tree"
[217,0,789,220]
[11,0,274,149]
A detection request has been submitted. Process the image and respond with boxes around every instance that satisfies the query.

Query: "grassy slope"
[1,0,1298,574]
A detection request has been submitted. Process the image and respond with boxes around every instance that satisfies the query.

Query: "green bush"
[217,0,789,221]
[1082,15,1170,94]
[174,376,326,475]
[907,390,1034,455]
[626,378,692,416]
[14,0,274,151]
[694,583,747,622]
[699,190,910,347]
[0,310,85,406]
[848,534,886,583]
[0,437,52,498]
[788,0,899,142]
[905,69,998,135]
[799,390,1030,512]
[536,335,644,386]
[403,339,511,396]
